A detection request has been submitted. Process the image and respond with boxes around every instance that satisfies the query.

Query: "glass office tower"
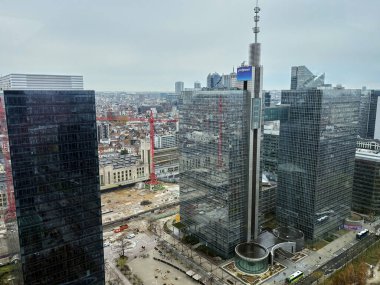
[179,90,250,258]
[0,90,104,284]
[276,88,360,240]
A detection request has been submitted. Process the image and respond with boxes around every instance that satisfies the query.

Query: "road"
[298,234,379,285]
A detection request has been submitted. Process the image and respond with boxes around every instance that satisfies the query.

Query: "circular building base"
[235,242,269,275]
[273,226,304,252]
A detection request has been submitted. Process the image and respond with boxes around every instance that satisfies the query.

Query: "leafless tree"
[113,233,131,258]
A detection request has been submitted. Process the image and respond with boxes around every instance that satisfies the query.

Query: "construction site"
[101,183,179,226]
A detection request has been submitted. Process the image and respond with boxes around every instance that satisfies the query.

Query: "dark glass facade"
[262,131,279,180]
[179,90,250,258]
[352,152,380,215]
[366,90,380,139]
[276,89,360,240]
[1,90,104,284]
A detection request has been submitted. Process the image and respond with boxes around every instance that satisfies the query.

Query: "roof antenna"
[253,0,260,44]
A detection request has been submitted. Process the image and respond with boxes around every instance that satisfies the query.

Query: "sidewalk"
[107,261,132,285]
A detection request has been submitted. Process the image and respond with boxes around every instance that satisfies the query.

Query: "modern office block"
[0,90,105,284]
[276,88,360,240]
[179,90,250,258]
[0,74,83,90]
[206,73,222,89]
[352,150,380,215]
[290,66,325,90]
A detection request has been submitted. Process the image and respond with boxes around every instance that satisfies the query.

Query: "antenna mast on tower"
[253,0,260,44]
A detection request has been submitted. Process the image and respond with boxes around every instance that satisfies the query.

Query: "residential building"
[352,150,380,215]
[0,74,83,90]
[179,90,250,258]
[276,88,360,240]
[290,66,325,90]
[97,122,111,143]
[0,89,105,284]
[175,81,184,94]
[154,134,177,149]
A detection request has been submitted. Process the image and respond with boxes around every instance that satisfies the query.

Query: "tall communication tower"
[247,0,263,241]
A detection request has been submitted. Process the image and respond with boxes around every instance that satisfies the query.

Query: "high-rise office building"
[352,150,380,215]
[276,88,360,239]
[0,89,105,284]
[0,74,83,90]
[206,72,222,89]
[290,66,325,90]
[179,90,250,258]
[194,81,201,89]
[175,81,184,94]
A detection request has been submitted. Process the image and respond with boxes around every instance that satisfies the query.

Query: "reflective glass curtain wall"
[276,89,360,240]
[179,90,250,258]
[2,90,105,284]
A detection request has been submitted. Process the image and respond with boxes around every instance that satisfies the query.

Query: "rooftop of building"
[99,154,142,169]
[355,149,380,162]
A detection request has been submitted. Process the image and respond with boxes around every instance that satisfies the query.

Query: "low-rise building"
[99,155,149,190]
[155,147,179,182]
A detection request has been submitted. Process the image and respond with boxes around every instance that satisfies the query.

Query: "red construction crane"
[97,110,177,185]
[0,98,16,222]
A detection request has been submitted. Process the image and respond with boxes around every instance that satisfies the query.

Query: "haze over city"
[1,0,379,91]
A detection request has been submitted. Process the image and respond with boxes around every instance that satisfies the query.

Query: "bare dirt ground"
[101,183,179,224]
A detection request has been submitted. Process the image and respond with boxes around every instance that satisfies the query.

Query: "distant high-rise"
[194,81,201,89]
[221,74,231,89]
[0,80,104,283]
[0,73,83,90]
[276,88,360,240]
[179,90,250,258]
[206,72,222,89]
[290,66,325,90]
[175,81,184,93]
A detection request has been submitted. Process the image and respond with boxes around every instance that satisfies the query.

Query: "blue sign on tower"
[237,66,253,81]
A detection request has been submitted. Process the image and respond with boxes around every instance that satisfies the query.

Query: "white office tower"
[0,73,83,90]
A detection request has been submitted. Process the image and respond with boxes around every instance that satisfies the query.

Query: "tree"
[120,149,128,155]
[356,260,368,285]
[113,233,131,258]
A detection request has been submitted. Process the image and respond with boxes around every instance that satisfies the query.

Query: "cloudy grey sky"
[1,0,379,91]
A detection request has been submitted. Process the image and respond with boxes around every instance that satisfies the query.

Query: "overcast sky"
[1,0,379,91]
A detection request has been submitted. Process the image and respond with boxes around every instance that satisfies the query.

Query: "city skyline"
[1,0,379,91]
